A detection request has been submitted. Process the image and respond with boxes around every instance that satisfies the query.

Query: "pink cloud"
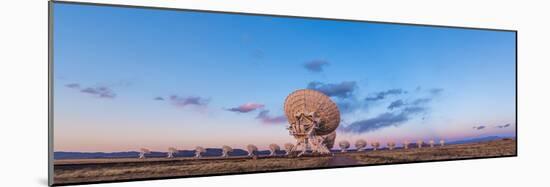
[256,110,287,124]
[226,103,265,113]
[169,95,209,107]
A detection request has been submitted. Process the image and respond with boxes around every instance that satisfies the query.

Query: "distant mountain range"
[447,135,514,145]
[54,148,282,160]
[54,136,515,160]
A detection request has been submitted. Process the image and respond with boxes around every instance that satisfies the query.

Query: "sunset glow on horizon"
[53,3,516,153]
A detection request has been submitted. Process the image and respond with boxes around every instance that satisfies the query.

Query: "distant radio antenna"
[167,147,178,158]
[417,140,424,148]
[246,144,258,157]
[269,144,281,156]
[403,140,410,149]
[439,139,445,147]
[355,139,367,152]
[221,145,233,158]
[284,143,294,156]
[371,142,380,151]
[139,148,150,159]
[387,142,396,150]
[195,146,206,158]
[323,131,337,150]
[339,140,350,152]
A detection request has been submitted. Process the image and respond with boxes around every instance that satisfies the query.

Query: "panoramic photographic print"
[50,2,517,185]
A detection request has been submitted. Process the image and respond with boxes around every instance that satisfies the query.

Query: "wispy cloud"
[496,123,511,128]
[385,88,443,110]
[65,83,80,89]
[64,80,137,99]
[66,82,116,99]
[153,97,164,101]
[303,60,330,73]
[336,100,360,113]
[256,110,287,124]
[411,98,432,105]
[365,89,406,102]
[307,81,357,99]
[473,126,486,130]
[168,95,209,107]
[341,87,444,133]
[341,105,426,133]
[386,98,431,110]
[388,99,405,110]
[226,103,265,113]
[430,88,444,95]
[80,87,116,98]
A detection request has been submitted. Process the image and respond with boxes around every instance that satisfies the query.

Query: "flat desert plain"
[53,139,516,185]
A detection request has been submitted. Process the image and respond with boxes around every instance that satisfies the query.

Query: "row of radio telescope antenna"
[138,139,446,159]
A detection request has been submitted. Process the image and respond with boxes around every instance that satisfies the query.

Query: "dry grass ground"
[54,156,332,185]
[347,138,516,164]
[53,139,515,185]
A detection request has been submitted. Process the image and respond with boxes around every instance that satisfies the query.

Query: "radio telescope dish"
[323,131,337,150]
[283,89,340,156]
[284,89,340,136]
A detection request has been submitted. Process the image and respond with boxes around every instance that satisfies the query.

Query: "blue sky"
[53,3,516,152]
